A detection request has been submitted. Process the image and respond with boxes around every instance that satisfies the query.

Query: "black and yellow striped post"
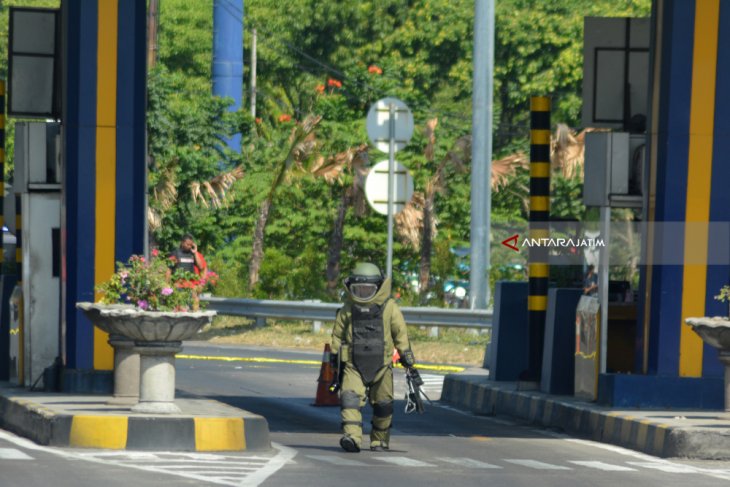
[526,96,551,381]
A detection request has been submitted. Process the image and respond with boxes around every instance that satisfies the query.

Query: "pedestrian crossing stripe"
[437,457,501,469]
[306,455,368,466]
[372,457,436,467]
[569,461,636,471]
[503,459,572,470]
[626,462,698,473]
[0,448,33,460]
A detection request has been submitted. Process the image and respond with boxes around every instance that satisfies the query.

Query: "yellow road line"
[177,354,465,373]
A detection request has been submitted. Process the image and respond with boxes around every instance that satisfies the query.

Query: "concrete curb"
[442,374,730,460]
[0,391,270,451]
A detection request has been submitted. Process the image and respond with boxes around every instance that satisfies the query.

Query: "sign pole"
[386,103,396,279]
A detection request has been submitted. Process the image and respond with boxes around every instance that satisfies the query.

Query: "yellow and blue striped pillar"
[526,96,550,380]
[643,0,727,384]
[63,0,146,372]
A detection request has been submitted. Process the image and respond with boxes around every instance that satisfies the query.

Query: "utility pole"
[147,0,159,70]
[251,28,257,118]
[469,0,495,310]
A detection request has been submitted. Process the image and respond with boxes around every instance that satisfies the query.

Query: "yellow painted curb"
[194,417,245,451]
[70,415,128,449]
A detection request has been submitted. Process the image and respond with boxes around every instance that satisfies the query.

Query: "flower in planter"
[97,254,208,312]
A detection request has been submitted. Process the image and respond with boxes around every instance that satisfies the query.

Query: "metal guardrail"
[201,296,492,328]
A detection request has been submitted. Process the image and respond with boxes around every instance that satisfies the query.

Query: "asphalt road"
[175,342,730,487]
[2,342,730,487]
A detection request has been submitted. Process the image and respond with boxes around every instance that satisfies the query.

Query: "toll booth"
[11,122,62,388]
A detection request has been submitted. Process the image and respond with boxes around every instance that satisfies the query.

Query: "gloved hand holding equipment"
[329,353,342,393]
[399,349,416,368]
[404,367,430,414]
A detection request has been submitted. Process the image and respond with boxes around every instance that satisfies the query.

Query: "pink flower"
[152,248,160,257]
[137,300,148,310]
[161,287,173,296]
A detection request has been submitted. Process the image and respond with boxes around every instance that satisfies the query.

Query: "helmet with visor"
[344,262,383,301]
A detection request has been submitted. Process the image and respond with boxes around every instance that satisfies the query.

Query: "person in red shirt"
[170,234,207,277]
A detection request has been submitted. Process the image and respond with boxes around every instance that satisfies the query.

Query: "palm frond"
[395,192,431,248]
[424,118,438,162]
[492,152,528,189]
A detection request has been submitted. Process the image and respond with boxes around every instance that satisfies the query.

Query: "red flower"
[368,65,383,75]
[315,84,325,94]
[278,114,292,123]
[327,78,342,88]
[152,248,159,257]
[255,117,262,124]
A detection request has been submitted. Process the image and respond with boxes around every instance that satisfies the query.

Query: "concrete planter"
[77,303,216,413]
[686,316,730,413]
[77,303,139,405]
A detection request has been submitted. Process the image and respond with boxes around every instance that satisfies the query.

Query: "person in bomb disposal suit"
[330,262,418,452]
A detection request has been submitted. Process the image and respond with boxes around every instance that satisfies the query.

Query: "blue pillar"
[212,0,243,153]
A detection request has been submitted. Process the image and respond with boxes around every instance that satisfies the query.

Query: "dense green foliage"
[0,0,651,304]
[147,0,651,303]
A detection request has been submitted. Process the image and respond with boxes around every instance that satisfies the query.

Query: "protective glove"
[399,349,416,368]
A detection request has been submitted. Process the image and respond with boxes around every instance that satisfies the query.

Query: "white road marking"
[504,459,571,470]
[569,461,636,471]
[0,430,295,487]
[242,443,298,487]
[437,457,502,469]
[626,462,699,474]
[534,424,730,481]
[372,456,436,467]
[0,448,33,460]
[306,455,369,466]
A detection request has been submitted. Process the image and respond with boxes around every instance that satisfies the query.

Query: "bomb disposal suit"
[330,263,416,453]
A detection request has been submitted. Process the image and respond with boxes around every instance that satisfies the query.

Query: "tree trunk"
[419,191,435,303]
[248,198,272,289]
[326,189,351,292]
[147,0,159,70]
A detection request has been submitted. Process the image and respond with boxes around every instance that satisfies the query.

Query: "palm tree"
[321,144,369,291]
[148,164,245,234]
[395,118,533,301]
[247,115,323,289]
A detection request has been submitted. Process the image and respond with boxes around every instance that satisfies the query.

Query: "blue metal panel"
[487,281,529,381]
[703,0,730,378]
[598,373,722,408]
[541,288,583,395]
[115,0,146,262]
[648,0,695,376]
[63,0,97,369]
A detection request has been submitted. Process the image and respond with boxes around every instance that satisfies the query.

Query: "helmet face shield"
[349,282,379,300]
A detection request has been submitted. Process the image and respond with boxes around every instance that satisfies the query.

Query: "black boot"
[340,435,361,453]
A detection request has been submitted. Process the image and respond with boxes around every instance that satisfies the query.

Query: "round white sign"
[366,97,414,153]
[364,159,414,215]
